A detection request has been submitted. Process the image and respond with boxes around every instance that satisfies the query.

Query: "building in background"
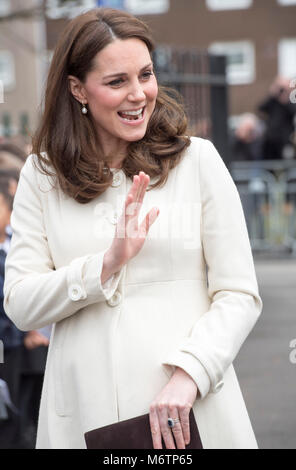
[132,0,296,121]
[1,0,296,137]
[0,0,47,140]
[45,0,296,123]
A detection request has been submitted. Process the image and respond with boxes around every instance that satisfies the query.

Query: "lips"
[118,107,145,121]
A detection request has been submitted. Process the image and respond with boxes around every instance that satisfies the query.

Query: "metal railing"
[230,159,296,255]
[153,47,229,164]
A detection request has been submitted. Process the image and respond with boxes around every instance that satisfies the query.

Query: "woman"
[4,8,262,449]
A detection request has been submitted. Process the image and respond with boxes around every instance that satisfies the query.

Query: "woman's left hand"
[149,367,200,449]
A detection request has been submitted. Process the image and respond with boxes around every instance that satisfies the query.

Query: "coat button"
[68,284,83,301]
[213,381,224,393]
[107,291,122,307]
[109,211,119,225]
[111,171,123,188]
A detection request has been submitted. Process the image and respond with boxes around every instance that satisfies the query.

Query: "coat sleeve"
[162,139,263,399]
[3,155,123,332]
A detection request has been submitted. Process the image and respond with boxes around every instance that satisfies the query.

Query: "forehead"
[91,38,151,75]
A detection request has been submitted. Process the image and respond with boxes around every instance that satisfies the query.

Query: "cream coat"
[4,137,263,449]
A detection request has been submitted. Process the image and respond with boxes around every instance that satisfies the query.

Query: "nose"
[127,79,146,102]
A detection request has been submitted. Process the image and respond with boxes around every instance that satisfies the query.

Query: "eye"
[141,71,154,80]
[108,77,125,87]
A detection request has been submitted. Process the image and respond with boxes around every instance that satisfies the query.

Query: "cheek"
[146,80,158,104]
[88,87,123,111]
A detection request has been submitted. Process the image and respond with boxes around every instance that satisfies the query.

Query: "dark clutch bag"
[84,408,203,449]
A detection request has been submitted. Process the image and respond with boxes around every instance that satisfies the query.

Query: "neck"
[110,158,125,169]
[108,146,127,169]
[98,134,128,169]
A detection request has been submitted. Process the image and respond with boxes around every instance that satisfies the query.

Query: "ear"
[68,75,87,104]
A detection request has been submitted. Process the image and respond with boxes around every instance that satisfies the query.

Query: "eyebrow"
[103,62,153,80]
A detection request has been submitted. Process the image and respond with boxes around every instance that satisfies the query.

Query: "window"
[46,0,96,19]
[125,0,169,15]
[97,0,125,8]
[0,0,10,17]
[0,51,15,92]
[46,0,170,16]
[278,39,296,78]
[206,0,252,10]
[208,41,255,85]
[277,0,296,5]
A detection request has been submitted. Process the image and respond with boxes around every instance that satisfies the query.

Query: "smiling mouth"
[118,107,145,121]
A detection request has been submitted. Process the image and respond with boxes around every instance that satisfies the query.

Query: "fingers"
[139,207,159,238]
[149,404,190,449]
[125,172,149,219]
[178,405,191,446]
[158,407,176,450]
[149,407,162,449]
[124,172,159,239]
[150,404,176,449]
[136,172,150,207]
[168,408,186,449]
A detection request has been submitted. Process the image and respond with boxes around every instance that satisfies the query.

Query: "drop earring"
[81,103,88,115]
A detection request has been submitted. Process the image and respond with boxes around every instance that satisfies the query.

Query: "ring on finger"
[167,417,180,429]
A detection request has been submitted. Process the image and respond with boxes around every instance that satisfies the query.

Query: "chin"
[122,129,147,143]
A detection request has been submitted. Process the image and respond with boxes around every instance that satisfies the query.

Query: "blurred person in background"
[0,142,26,172]
[230,114,267,241]
[19,325,50,448]
[0,170,19,249]
[0,169,20,198]
[0,142,26,239]
[0,178,24,448]
[230,113,265,162]
[257,76,296,160]
[0,164,50,448]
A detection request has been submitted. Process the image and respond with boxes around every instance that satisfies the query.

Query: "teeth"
[120,108,143,116]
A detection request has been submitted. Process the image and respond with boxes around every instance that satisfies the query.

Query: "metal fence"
[153,47,229,164]
[230,159,296,255]
[153,46,296,256]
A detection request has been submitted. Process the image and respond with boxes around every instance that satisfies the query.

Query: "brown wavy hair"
[32,8,191,204]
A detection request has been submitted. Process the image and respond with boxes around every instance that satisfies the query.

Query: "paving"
[233,257,296,449]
